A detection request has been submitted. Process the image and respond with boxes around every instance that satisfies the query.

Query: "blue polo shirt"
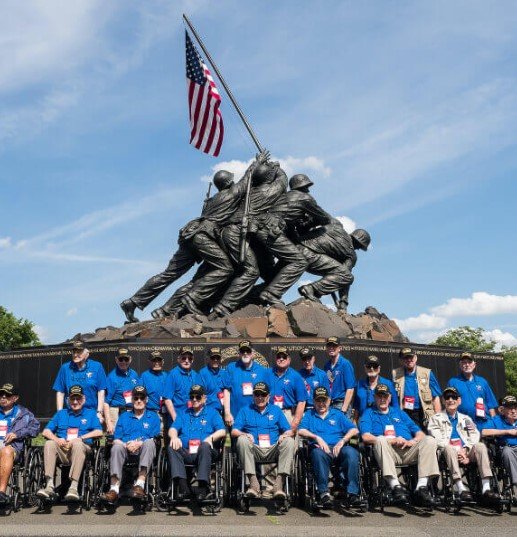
[171,406,225,449]
[105,367,140,408]
[199,365,227,410]
[52,359,107,410]
[265,367,308,410]
[233,403,291,445]
[0,405,19,437]
[46,408,102,445]
[324,355,356,401]
[480,415,517,447]
[447,374,498,423]
[359,406,421,440]
[224,360,268,417]
[448,412,463,444]
[140,369,168,412]
[163,366,202,412]
[354,377,399,416]
[300,407,356,446]
[401,368,442,410]
[299,366,330,407]
[114,409,160,443]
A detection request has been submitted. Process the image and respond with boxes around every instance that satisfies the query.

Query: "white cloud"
[335,216,357,234]
[484,329,517,350]
[0,237,11,249]
[34,325,49,344]
[394,313,447,332]
[66,307,78,317]
[431,292,517,317]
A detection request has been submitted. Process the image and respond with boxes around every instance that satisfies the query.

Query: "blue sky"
[1,1,516,347]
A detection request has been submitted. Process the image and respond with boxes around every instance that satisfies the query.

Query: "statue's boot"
[120,299,139,323]
[258,291,285,307]
[298,284,322,303]
[207,304,232,321]
[151,307,168,319]
[181,295,204,316]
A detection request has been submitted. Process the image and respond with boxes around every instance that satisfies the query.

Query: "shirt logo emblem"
[284,379,290,385]
[313,381,319,387]
[86,372,93,378]
[251,373,257,379]
[132,379,137,384]
[329,419,336,425]
[393,417,400,422]
[476,385,482,391]
[81,419,87,425]
[143,422,149,429]
[268,414,274,421]
[200,419,207,426]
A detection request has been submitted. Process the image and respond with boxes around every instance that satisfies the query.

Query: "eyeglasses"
[253,392,268,397]
[314,398,328,403]
[190,395,203,401]
[276,355,289,360]
[69,396,82,402]
[365,364,379,370]
[444,395,459,400]
[240,350,252,355]
[150,358,163,362]
[133,396,146,401]
[180,355,194,362]
[117,357,130,362]
[209,355,222,360]
[0,393,13,398]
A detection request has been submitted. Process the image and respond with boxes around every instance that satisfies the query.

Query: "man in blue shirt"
[0,383,39,505]
[104,348,140,434]
[299,386,361,508]
[392,347,442,430]
[359,384,439,506]
[101,386,160,502]
[448,352,498,427]
[139,350,168,415]
[37,385,103,502]
[323,336,356,417]
[52,341,107,425]
[298,347,330,410]
[168,385,226,501]
[481,395,517,493]
[265,347,307,430]
[354,355,398,417]
[199,347,227,412]
[223,340,267,427]
[163,346,202,423]
[232,382,295,499]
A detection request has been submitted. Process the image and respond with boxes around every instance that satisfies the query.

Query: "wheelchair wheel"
[236,495,250,514]
[24,448,44,508]
[154,448,171,512]
[92,446,110,507]
[222,446,233,507]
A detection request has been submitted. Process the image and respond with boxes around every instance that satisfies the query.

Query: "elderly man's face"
[459,358,476,376]
[0,392,18,411]
[301,355,315,371]
[253,392,269,410]
[116,355,131,371]
[502,405,517,423]
[190,392,206,411]
[314,396,330,414]
[68,394,85,411]
[72,348,88,364]
[375,392,391,410]
[178,353,194,370]
[325,344,341,359]
[402,354,417,371]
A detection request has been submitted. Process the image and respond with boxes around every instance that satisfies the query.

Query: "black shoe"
[348,494,362,508]
[459,490,473,502]
[197,482,209,502]
[416,487,434,508]
[0,491,9,505]
[320,492,333,508]
[482,490,501,503]
[175,478,190,501]
[120,299,139,323]
[392,485,408,503]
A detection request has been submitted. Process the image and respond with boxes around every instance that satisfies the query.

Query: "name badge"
[0,420,7,438]
[258,434,271,448]
[242,382,253,396]
[187,400,193,409]
[449,438,462,451]
[475,397,485,418]
[384,424,396,438]
[189,439,201,454]
[123,390,132,405]
[403,396,415,410]
[217,391,224,405]
[273,395,284,409]
[67,427,79,441]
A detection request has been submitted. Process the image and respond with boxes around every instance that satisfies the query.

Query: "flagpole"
[183,14,264,153]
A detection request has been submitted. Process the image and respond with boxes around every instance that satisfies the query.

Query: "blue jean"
[310,444,360,495]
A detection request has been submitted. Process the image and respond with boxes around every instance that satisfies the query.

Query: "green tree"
[432,326,496,353]
[0,306,41,351]
[501,345,517,398]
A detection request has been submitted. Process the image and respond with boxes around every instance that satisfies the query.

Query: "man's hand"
[170,437,182,451]
[458,449,469,465]
[241,433,254,444]
[316,436,331,454]
[4,432,17,445]
[56,438,68,448]
[126,440,142,454]
[508,429,517,437]
[401,439,417,449]
[203,436,214,448]
[332,439,345,457]
[224,412,234,428]
[390,436,407,447]
[105,421,114,435]
[257,150,270,163]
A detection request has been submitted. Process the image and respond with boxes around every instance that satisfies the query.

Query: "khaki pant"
[236,435,295,476]
[441,442,493,481]
[373,435,439,480]
[44,440,91,482]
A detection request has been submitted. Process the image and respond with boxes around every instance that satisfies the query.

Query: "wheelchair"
[94,435,161,513]
[484,440,514,513]
[154,440,225,514]
[296,440,368,514]
[35,440,98,513]
[0,438,42,515]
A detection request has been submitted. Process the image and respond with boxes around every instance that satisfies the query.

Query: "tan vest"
[392,365,435,421]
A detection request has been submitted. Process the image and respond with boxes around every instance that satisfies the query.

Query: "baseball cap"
[0,383,17,396]
[68,385,84,397]
[189,384,206,397]
[275,346,289,357]
[132,386,148,397]
[326,336,340,346]
[374,384,391,396]
[459,352,475,361]
[149,350,163,361]
[72,341,85,351]
[443,386,460,398]
[117,348,131,359]
[208,347,222,358]
[314,386,330,400]
[501,395,517,407]
[399,347,415,359]
[239,340,252,352]
[178,346,194,355]
[299,347,313,359]
[253,382,270,395]
[365,355,380,366]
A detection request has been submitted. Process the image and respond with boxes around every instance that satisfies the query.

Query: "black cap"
[68,385,84,397]
[117,348,131,359]
[72,341,85,351]
[365,355,380,366]
[314,386,330,400]
[374,384,391,396]
[459,352,475,361]
[253,382,270,395]
[0,383,17,396]
[132,386,148,397]
[178,346,194,355]
[189,384,206,397]
[208,347,222,358]
[501,395,517,407]
[443,386,460,398]
[149,350,163,360]
[326,336,340,346]
[275,346,289,357]
[399,347,416,359]
[299,347,313,359]
[239,340,252,352]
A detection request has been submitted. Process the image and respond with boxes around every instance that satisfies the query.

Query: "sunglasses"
[253,392,268,397]
[133,395,146,401]
[209,355,222,360]
[314,398,328,403]
[190,394,203,401]
[0,393,13,398]
[150,358,163,362]
[180,355,194,361]
[276,355,289,360]
[69,396,83,402]
[240,350,252,355]
[365,364,379,369]
[444,395,459,400]
[117,357,130,362]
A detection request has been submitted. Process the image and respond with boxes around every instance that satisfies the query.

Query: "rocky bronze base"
[70,300,408,344]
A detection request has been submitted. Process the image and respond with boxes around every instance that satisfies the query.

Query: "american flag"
[185,31,224,157]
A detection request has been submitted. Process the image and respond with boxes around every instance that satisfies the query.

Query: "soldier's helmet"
[289,174,314,191]
[252,163,275,185]
[213,170,234,191]
[351,229,371,251]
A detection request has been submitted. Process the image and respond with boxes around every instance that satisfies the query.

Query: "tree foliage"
[0,306,41,352]
[432,326,496,353]
[501,345,517,398]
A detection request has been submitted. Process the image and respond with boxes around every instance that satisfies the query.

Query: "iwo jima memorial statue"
[0,16,506,419]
